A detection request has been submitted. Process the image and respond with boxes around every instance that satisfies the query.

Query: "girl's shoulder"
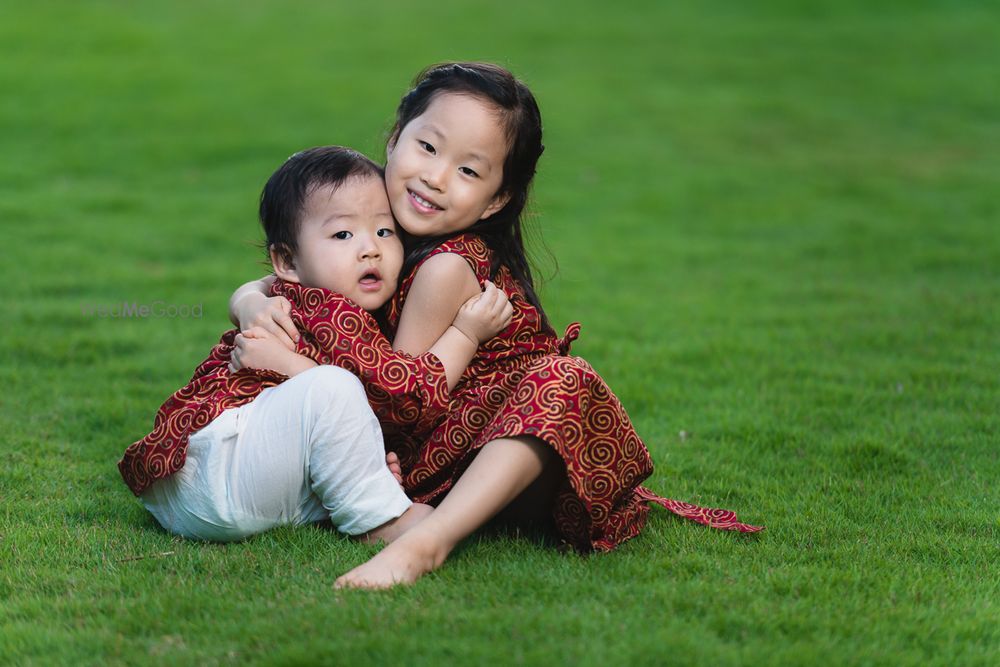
[389,234,492,327]
[421,233,491,281]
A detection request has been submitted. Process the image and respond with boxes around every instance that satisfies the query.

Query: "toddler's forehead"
[307,173,386,197]
[304,175,391,213]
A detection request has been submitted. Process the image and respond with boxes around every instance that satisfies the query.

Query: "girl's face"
[385,92,509,237]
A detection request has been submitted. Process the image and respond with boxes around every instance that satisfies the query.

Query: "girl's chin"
[396,218,439,237]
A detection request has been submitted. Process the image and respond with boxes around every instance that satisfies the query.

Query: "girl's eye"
[333,231,352,240]
[459,166,479,178]
[377,228,395,238]
[419,140,436,155]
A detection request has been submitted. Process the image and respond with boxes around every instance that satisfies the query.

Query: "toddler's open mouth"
[359,268,383,290]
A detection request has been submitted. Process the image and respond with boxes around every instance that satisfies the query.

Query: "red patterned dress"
[386,234,761,551]
[119,280,449,496]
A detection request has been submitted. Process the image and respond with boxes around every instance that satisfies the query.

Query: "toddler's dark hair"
[389,62,552,331]
[260,146,384,265]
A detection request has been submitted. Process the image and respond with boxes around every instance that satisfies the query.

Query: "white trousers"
[141,365,411,541]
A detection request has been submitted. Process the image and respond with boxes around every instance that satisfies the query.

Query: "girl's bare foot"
[335,526,450,589]
[355,502,433,545]
[385,451,403,484]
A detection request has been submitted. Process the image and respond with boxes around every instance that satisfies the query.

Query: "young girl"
[232,63,761,588]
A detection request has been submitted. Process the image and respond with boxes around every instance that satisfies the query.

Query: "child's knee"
[301,365,370,415]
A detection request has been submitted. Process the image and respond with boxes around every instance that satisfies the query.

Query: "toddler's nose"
[359,236,381,260]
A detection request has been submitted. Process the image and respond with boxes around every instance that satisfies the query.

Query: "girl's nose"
[421,164,447,192]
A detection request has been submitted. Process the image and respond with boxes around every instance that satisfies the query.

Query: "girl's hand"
[233,292,299,351]
[229,327,317,377]
[451,282,514,344]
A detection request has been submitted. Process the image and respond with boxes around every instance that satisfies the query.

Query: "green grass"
[2,1,999,664]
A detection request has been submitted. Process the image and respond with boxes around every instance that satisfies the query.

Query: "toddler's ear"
[481,192,511,220]
[269,244,300,283]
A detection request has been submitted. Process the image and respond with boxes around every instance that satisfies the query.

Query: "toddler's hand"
[451,281,514,344]
[235,294,299,351]
[230,326,299,374]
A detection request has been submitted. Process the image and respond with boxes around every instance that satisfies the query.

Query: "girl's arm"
[393,253,481,356]
[228,275,299,350]
[426,281,510,387]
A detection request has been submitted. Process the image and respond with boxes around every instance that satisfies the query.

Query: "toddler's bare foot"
[335,527,449,589]
[355,503,433,545]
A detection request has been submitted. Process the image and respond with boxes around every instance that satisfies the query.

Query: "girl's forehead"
[420,93,502,129]
[412,93,507,157]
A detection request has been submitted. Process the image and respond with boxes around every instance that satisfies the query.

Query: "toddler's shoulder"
[273,280,375,328]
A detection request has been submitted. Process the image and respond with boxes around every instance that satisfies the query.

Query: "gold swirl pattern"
[588,404,617,434]
[378,359,409,386]
[146,451,167,477]
[381,233,763,551]
[172,409,194,434]
[586,469,615,502]
[558,421,585,453]
[310,323,336,351]
[463,406,491,431]
[580,437,616,469]
[353,341,380,367]
[428,442,460,470]
[119,281,450,496]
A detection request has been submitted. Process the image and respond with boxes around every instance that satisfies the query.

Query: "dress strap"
[557,322,581,356]
[635,486,764,533]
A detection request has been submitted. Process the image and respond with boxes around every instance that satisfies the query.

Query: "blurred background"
[2,1,998,663]
[4,0,996,444]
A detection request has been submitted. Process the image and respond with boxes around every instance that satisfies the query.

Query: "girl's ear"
[269,244,300,283]
[480,192,511,220]
[386,128,401,158]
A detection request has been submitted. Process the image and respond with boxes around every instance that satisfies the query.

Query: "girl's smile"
[407,188,444,214]
[386,92,510,237]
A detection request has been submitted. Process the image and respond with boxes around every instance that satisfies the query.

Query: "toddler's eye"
[419,140,436,155]
[377,228,395,238]
[333,231,352,240]
[459,166,479,178]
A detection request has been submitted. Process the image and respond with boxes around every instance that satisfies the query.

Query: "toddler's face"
[281,175,403,311]
[385,92,509,237]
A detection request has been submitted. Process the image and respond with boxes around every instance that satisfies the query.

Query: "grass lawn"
[2,1,998,665]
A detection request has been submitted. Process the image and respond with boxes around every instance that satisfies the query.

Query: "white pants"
[141,365,411,541]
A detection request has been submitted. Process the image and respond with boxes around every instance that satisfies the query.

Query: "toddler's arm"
[229,327,317,376]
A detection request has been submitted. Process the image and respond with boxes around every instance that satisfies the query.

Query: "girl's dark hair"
[260,146,383,265]
[389,62,552,331]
